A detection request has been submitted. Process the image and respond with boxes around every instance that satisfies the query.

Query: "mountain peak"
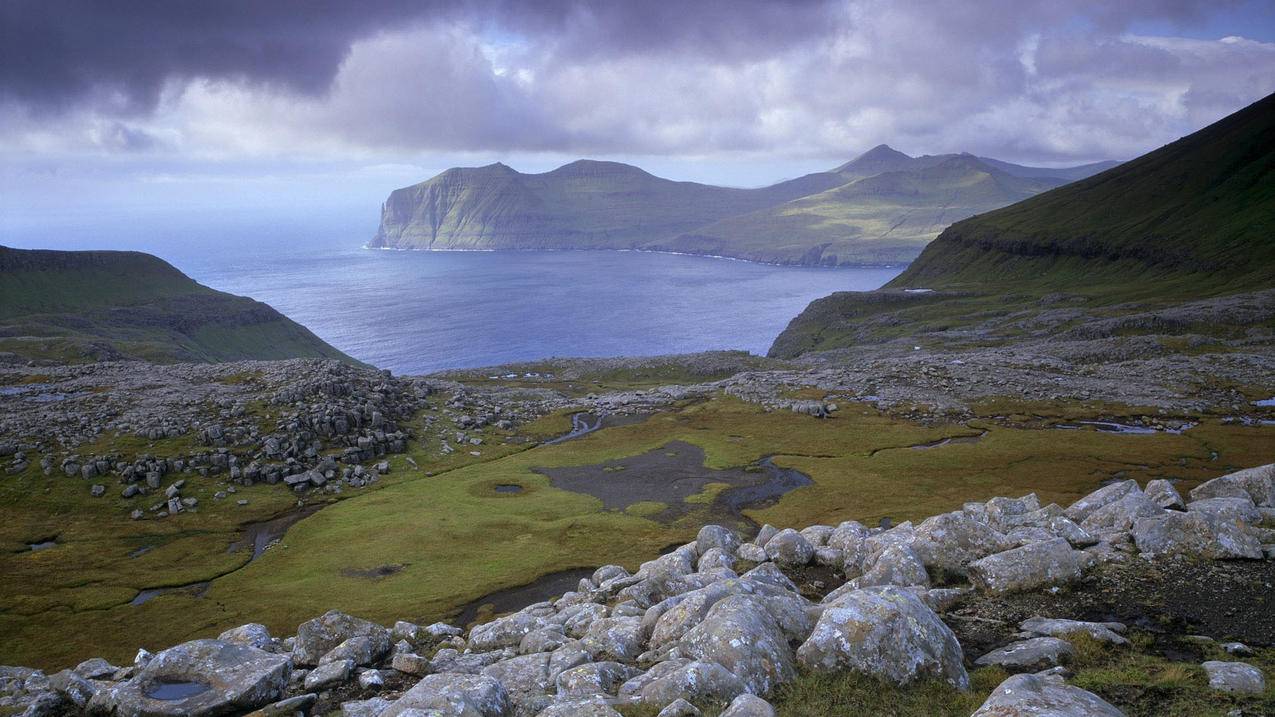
[835,144,915,175]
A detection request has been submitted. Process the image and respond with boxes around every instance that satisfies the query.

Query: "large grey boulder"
[763,529,814,566]
[967,538,1088,593]
[637,661,747,706]
[1065,480,1139,523]
[1187,496,1262,524]
[849,543,929,589]
[678,595,796,695]
[1079,491,1162,534]
[1189,464,1275,507]
[1131,510,1263,559]
[555,661,641,698]
[292,610,390,666]
[96,639,290,717]
[382,673,510,716]
[971,673,1126,716]
[536,696,623,717]
[696,525,740,556]
[974,637,1074,672]
[217,623,274,651]
[911,511,1012,573]
[580,617,644,662]
[469,611,546,652]
[984,494,1041,531]
[1202,660,1266,695]
[796,586,968,689]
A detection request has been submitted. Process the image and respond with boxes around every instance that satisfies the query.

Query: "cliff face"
[0,246,356,365]
[369,152,1113,265]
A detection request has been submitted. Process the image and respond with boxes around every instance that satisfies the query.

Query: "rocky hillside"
[769,92,1275,358]
[4,463,1273,716]
[0,246,355,365]
[369,151,1111,266]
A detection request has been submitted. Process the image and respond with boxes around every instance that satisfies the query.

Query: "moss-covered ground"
[1,395,1272,670]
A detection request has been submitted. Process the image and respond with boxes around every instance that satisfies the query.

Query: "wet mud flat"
[453,568,596,627]
[533,440,812,525]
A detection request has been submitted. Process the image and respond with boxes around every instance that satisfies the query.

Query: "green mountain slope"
[649,156,1064,265]
[891,92,1275,292]
[769,92,1275,358]
[370,152,1111,265]
[0,246,356,364]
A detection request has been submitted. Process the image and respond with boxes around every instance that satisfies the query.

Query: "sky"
[2,0,1274,247]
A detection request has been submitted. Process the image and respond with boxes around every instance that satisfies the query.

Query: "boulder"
[1201,660,1266,695]
[469,611,545,652]
[580,617,644,662]
[657,698,700,717]
[1065,480,1139,523]
[720,694,776,717]
[1187,496,1262,524]
[911,511,1011,573]
[849,543,929,589]
[537,697,623,716]
[763,529,814,566]
[1019,618,1128,646]
[303,658,352,691]
[382,673,509,716]
[555,661,641,698]
[1131,511,1263,559]
[1079,491,1162,533]
[292,610,390,666]
[971,673,1126,717]
[696,525,741,556]
[967,538,1088,594]
[796,586,968,689]
[974,637,1074,672]
[638,661,747,706]
[1189,464,1274,507]
[1144,479,1185,510]
[678,595,795,695]
[217,623,274,651]
[96,639,291,717]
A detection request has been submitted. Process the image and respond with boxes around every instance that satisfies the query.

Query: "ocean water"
[180,246,901,374]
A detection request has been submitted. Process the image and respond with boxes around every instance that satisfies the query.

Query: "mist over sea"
[3,212,901,374]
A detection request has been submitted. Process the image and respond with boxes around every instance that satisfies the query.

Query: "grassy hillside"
[891,92,1275,293]
[0,246,356,364]
[650,157,1064,265]
[768,92,1275,358]
[369,152,1110,265]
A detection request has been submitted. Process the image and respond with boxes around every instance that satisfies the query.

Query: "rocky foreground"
[4,462,1273,717]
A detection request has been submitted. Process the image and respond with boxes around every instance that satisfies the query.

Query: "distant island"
[369,148,1118,266]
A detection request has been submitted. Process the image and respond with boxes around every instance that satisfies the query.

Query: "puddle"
[129,545,154,559]
[494,484,524,493]
[1056,421,1194,435]
[534,440,812,525]
[910,432,986,450]
[454,568,595,627]
[543,412,648,446]
[131,581,210,606]
[1254,398,1275,407]
[227,505,322,561]
[27,539,58,551]
[145,681,211,700]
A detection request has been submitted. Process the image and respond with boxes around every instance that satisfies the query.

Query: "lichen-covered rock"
[1079,491,1162,533]
[763,529,814,567]
[1019,617,1128,645]
[849,543,929,589]
[720,693,776,717]
[1190,464,1275,507]
[382,673,510,716]
[796,586,968,689]
[1202,660,1266,694]
[580,617,645,662]
[469,611,546,652]
[1144,479,1185,510]
[555,661,641,698]
[292,610,390,666]
[911,510,1012,573]
[678,595,795,695]
[696,525,740,556]
[1187,496,1263,524]
[217,623,275,651]
[1132,510,1263,559]
[974,637,1074,672]
[967,538,1088,593]
[1065,480,1139,523]
[971,673,1126,716]
[96,639,291,717]
[637,661,747,706]
[536,696,623,716]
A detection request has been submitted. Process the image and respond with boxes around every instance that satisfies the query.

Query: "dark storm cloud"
[0,0,838,115]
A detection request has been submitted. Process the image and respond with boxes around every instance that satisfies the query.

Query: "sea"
[4,213,901,375]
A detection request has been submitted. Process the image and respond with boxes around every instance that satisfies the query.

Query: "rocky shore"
[4,463,1272,717]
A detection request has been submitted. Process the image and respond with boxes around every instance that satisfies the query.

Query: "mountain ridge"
[370,148,1116,265]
